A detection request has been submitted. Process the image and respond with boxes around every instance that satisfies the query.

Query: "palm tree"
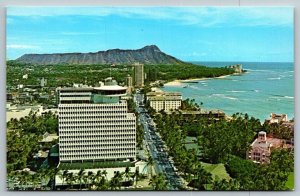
[195,163,212,190]
[21,171,30,190]
[109,171,122,190]
[143,155,154,178]
[98,176,108,190]
[134,167,140,188]
[124,166,131,182]
[102,170,108,181]
[149,173,168,190]
[114,171,124,190]
[109,177,118,190]
[47,167,59,190]
[94,170,102,189]
[31,173,39,190]
[82,175,89,190]
[87,171,95,190]
[59,170,69,187]
[212,176,228,190]
[77,169,85,190]
[66,172,74,190]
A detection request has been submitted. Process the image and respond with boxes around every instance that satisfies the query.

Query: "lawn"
[184,136,197,143]
[201,162,231,181]
[285,172,294,190]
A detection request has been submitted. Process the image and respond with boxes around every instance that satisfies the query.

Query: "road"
[135,91,184,190]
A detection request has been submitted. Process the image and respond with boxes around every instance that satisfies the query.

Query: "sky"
[6,7,294,62]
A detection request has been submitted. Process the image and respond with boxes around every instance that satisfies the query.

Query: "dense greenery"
[7,61,133,87]
[225,150,294,190]
[127,98,144,149]
[144,63,235,83]
[8,167,59,190]
[263,122,294,140]
[7,111,58,172]
[148,173,168,190]
[152,106,294,190]
[198,114,260,163]
[7,60,235,88]
[181,98,202,111]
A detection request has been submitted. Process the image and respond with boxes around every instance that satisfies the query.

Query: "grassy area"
[184,136,197,143]
[201,162,231,181]
[184,143,202,156]
[285,172,294,190]
[59,161,135,170]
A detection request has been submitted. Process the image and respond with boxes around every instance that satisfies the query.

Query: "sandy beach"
[163,80,185,87]
[164,75,231,87]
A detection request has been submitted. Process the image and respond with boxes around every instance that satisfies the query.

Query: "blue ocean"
[163,62,294,122]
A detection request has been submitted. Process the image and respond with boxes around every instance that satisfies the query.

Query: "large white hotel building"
[146,91,182,112]
[57,78,136,163]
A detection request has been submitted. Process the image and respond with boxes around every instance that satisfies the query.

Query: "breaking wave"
[267,77,281,80]
[226,90,247,93]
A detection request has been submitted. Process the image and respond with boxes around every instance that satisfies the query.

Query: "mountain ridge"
[16,45,185,65]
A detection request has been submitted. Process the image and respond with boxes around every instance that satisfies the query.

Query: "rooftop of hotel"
[94,85,127,91]
[148,96,182,101]
[58,78,127,92]
[146,91,182,96]
[250,132,293,150]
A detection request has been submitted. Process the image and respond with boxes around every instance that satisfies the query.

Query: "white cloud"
[7,44,40,49]
[7,7,293,27]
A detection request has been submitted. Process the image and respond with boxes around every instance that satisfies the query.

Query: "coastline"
[164,74,232,87]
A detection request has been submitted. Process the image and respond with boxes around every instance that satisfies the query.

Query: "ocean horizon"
[163,61,294,122]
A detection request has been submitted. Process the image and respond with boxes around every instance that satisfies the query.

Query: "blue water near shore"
[163,62,294,122]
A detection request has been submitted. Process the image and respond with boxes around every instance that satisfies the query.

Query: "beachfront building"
[227,64,243,73]
[264,113,294,145]
[57,78,136,163]
[247,131,292,164]
[133,63,144,87]
[146,91,182,112]
[265,113,289,124]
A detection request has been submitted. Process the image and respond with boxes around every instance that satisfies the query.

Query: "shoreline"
[164,74,232,87]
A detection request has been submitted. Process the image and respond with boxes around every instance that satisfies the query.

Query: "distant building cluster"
[146,91,182,112]
[7,76,56,106]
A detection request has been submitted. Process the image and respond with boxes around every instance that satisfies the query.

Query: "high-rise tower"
[57,78,136,163]
[133,63,144,87]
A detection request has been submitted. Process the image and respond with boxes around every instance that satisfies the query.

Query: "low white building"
[146,91,182,112]
[55,161,148,186]
[6,104,43,122]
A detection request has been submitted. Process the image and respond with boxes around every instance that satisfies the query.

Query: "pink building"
[247,131,291,164]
